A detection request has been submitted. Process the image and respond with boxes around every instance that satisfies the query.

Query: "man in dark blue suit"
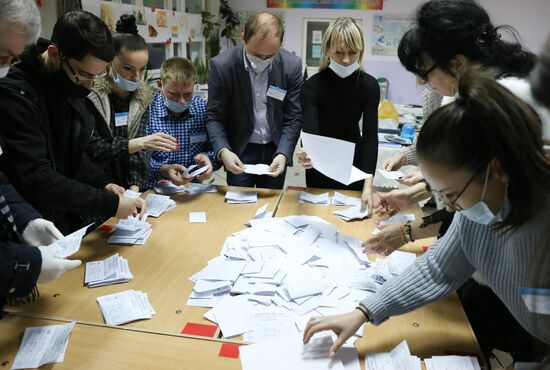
[206,12,302,189]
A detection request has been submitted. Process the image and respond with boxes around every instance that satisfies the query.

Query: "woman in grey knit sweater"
[303,68,550,360]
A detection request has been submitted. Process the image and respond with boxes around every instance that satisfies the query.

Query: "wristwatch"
[401,221,414,243]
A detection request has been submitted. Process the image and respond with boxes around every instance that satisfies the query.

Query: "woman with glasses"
[303,67,550,364]
[87,14,178,194]
[296,17,379,214]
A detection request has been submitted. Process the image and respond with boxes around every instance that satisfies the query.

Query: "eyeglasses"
[431,168,482,211]
[417,63,438,85]
[63,57,107,83]
[0,55,21,68]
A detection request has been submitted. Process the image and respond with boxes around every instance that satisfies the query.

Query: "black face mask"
[51,67,91,99]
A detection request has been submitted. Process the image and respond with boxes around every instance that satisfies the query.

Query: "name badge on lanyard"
[115,112,129,127]
[266,85,287,101]
[190,132,207,144]
[520,287,550,315]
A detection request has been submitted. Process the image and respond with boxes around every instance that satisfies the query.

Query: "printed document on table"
[301,131,372,186]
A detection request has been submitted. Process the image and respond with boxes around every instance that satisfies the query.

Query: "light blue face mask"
[461,166,511,225]
[328,59,359,78]
[163,94,191,114]
[113,66,143,92]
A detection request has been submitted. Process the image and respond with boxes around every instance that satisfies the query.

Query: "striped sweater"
[361,197,550,345]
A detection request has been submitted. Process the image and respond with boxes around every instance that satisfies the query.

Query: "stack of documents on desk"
[85,253,133,288]
[225,190,258,204]
[365,340,421,370]
[12,322,74,370]
[184,179,217,195]
[241,334,360,370]
[331,192,361,206]
[48,223,93,258]
[333,206,369,221]
[145,194,176,217]
[97,289,155,326]
[299,191,329,205]
[107,215,152,245]
[186,215,418,341]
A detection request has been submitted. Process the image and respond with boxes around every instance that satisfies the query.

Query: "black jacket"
[0,39,118,234]
[0,172,42,315]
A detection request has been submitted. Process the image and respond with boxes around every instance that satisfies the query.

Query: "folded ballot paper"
[225,190,258,204]
[299,191,330,205]
[154,179,217,195]
[186,214,418,342]
[85,253,133,288]
[48,223,93,258]
[107,215,152,245]
[97,289,155,326]
[244,164,274,176]
[145,194,176,217]
[11,322,75,370]
[331,192,361,206]
[333,206,369,221]
[301,132,372,186]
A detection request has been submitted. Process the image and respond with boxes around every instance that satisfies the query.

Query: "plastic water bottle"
[401,122,415,145]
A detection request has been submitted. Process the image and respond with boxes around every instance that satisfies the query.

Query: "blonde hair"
[160,57,196,85]
[319,17,365,71]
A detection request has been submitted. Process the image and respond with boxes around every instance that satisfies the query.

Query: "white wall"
[228,0,550,105]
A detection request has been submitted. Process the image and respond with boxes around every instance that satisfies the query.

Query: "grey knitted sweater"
[361,198,550,345]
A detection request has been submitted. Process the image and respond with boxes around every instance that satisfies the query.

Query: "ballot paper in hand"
[377,169,405,181]
[299,191,329,205]
[244,164,274,176]
[11,322,75,370]
[225,190,258,204]
[153,180,187,195]
[85,254,133,288]
[48,223,93,258]
[333,206,369,221]
[97,289,155,326]
[145,194,176,217]
[301,131,372,186]
[182,164,209,178]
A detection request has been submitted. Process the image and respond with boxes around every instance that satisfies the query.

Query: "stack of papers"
[333,206,369,221]
[145,194,176,217]
[377,169,405,181]
[240,335,360,370]
[244,164,274,176]
[424,356,481,370]
[153,180,187,195]
[48,223,93,258]
[299,191,329,205]
[365,340,421,370]
[331,192,361,206]
[225,190,258,204]
[154,179,217,195]
[84,253,133,288]
[107,215,152,245]
[186,214,417,341]
[97,289,155,326]
[11,322,74,370]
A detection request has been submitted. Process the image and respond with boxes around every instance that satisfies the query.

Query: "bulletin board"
[302,18,331,67]
[371,15,414,56]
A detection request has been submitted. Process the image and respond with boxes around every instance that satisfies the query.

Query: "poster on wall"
[372,15,414,56]
[267,0,382,10]
[156,10,168,28]
[100,3,115,32]
[302,19,331,67]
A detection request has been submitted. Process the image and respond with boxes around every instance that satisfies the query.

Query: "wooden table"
[276,188,483,362]
[0,315,242,370]
[6,187,283,335]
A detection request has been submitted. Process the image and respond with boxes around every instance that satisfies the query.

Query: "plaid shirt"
[147,92,219,186]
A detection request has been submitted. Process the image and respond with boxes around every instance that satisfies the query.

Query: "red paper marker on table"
[218,343,240,359]
[181,322,218,338]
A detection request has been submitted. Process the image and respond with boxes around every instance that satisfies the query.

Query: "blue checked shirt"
[146,92,219,187]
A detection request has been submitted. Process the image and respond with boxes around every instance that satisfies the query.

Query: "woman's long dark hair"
[417,66,550,229]
[398,0,536,79]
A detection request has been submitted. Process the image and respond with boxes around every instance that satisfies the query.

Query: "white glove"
[37,246,81,284]
[22,218,64,246]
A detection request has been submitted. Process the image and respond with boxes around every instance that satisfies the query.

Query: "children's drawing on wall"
[156,10,168,28]
[372,15,414,56]
[148,25,158,37]
[134,9,147,26]
[100,3,115,32]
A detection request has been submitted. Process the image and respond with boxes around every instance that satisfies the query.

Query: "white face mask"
[328,59,359,78]
[0,65,10,79]
[246,53,274,73]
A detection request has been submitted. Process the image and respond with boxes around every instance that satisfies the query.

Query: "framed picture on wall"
[302,18,331,67]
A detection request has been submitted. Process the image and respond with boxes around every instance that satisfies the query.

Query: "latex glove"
[220,149,245,174]
[22,218,64,246]
[267,154,287,177]
[37,246,81,284]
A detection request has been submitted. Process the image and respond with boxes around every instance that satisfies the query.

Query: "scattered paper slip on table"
[5,187,283,335]
[0,315,243,370]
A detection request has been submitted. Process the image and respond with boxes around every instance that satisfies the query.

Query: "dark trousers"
[226,142,286,189]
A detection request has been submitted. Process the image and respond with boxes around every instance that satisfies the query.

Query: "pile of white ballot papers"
[145,194,176,217]
[48,223,93,258]
[225,190,258,204]
[365,340,480,370]
[299,191,361,208]
[107,215,152,245]
[85,253,132,288]
[299,191,329,205]
[12,322,74,370]
[97,289,155,326]
[154,179,217,195]
[333,206,369,221]
[186,214,417,342]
